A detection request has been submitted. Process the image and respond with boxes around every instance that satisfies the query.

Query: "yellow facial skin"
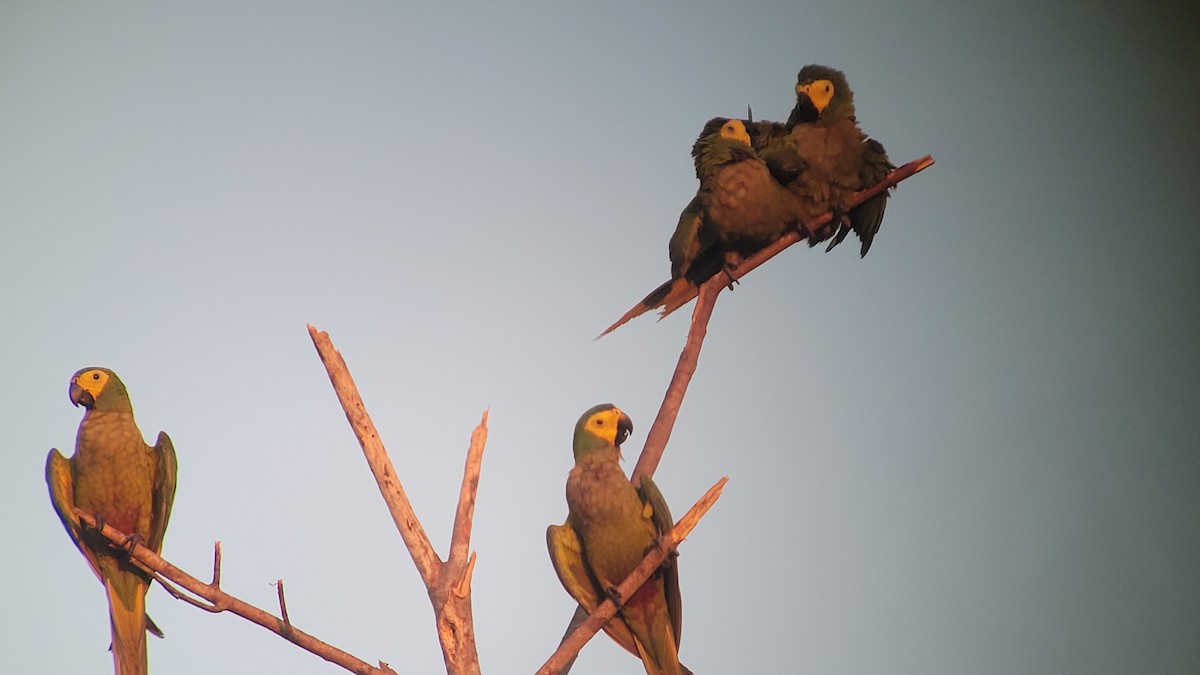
[583,406,633,445]
[796,78,835,114]
[70,369,111,408]
[719,119,751,146]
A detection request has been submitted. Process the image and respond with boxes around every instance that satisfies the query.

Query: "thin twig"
[536,476,729,675]
[276,579,293,637]
[73,511,397,675]
[212,541,222,588]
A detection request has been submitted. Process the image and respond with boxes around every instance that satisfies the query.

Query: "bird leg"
[721,251,743,289]
[121,531,148,552]
[647,536,677,571]
[603,585,625,606]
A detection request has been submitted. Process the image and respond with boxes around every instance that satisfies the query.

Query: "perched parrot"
[598,117,814,337]
[748,64,895,256]
[46,367,177,675]
[547,404,684,675]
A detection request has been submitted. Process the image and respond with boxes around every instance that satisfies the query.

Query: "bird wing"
[546,523,641,656]
[148,431,177,554]
[637,475,682,645]
[45,449,104,583]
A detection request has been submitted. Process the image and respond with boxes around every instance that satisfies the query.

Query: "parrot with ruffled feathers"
[599,117,814,337]
[46,367,177,675]
[748,64,895,256]
[547,404,684,675]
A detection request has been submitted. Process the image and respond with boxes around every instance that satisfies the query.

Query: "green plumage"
[599,118,809,337]
[547,405,683,675]
[748,64,895,256]
[46,368,177,675]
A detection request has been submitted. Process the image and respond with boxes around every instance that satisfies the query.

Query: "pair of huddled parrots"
[600,64,895,336]
[46,368,176,675]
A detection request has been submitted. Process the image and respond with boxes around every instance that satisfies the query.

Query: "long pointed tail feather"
[105,573,149,675]
[596,278,689,339]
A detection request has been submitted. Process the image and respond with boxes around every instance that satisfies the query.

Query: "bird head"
[69,367,133,413]
[793,64,855,121]
[692,117,754,178]
[572,403,634,459]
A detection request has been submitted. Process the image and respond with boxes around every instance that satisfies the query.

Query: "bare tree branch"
[307,324,441,584]
[536,476,729,675]
[632,155,935,482]
[632,281,721,483]
[308,324,486,675]
[72,511,397,675]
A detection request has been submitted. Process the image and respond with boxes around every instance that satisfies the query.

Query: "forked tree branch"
[536,476,729,675]
[72,512,397,675]
[308,324,486,675]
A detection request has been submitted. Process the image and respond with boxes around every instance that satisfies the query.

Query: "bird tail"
[629,611,683,675]
[596,277,696,339]
[105,571,149,675]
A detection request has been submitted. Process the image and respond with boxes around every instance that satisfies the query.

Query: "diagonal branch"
[72,511,397,675]
[631,155,935,482]
[449,414,488,573]
[308,324,442,584]
[631,282,720,483]
[308,324,486,675]
[536,476,729,675]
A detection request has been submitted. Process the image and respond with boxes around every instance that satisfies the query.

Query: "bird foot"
[121,532,147,553]
[603,586,624,605]
[721,252,743,289]
[647,536,677,569]
[86,512,108,534]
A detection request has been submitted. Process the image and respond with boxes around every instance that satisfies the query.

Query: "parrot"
[598,117,817,337]
[748,64,895,256]
[547,404,684,675]
[46,367,177,675]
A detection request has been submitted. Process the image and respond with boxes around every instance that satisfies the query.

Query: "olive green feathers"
[599,118,811,337]
[600,64,896,336]
[547,404,684,675]
[749,64,895,256]
[46,367,177,675]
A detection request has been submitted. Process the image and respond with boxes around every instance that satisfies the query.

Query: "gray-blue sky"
[3,1,1198,673]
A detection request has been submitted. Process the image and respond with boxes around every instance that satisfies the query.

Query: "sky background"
[3,1,1198,674]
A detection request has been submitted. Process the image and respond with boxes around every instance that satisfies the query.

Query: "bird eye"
[92,372,101,380]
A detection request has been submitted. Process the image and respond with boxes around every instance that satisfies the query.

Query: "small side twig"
[276,579,293,637]
[73,511,396,675]
[212,541,222,588]
[536,476,729,675]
